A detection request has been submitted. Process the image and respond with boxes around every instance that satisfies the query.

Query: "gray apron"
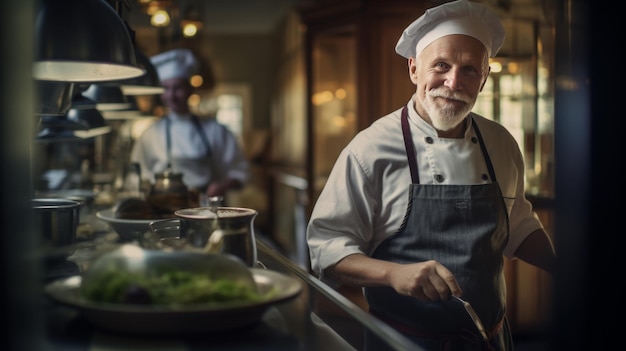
[364,107,512,350]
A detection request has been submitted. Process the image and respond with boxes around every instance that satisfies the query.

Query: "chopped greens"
[81,267,263,306]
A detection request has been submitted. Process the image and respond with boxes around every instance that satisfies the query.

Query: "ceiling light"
[182,20,203,38]
[33,0,145,82]
[151,10,171,27]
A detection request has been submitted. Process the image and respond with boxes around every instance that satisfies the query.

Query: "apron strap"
[165,115,215,179]
[401,106,420,184]
[165,117,172,169]
[469,117,497,182]
[190,115,213,159]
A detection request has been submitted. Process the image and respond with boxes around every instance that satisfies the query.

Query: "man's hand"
[330,254,462,301]
[390,260,462,301]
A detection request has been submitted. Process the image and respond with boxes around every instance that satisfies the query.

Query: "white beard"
[422,88,475,131]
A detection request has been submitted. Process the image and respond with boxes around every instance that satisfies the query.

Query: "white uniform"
[307,98,544,280]
[130,111,249,190]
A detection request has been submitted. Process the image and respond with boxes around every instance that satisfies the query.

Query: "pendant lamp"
[117,50,165,96]
[82,84,132,111]
[37,90,112,142]
[34,81,75,116]
[33,0,145,82]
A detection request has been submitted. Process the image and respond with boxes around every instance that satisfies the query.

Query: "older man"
[306,1,557,350]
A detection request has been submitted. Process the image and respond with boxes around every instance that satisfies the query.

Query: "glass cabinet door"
[311,26,358,201]
[473,19,555,198]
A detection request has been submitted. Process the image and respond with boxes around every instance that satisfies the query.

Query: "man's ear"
[409,57,418,84]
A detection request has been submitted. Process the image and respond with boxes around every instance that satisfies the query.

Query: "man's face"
[160,77,192,114]
[409,34,489,132]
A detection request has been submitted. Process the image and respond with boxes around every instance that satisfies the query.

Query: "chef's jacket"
[306,97,544,283]
[130,112,249,190]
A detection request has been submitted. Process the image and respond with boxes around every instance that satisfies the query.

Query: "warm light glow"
[489,61,503,73]
[188,93,201,107]
[333,115,347,128]
[151,10,170,27]
[507,62,519,74]
[335,88,347,100]
[311,90,334,106]
[183,23,199,37]
[190,74,203,88]
[145,2,161,15]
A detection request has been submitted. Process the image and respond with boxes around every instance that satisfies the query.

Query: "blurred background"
[2,0,604,350]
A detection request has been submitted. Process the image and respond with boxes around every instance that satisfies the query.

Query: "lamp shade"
[82,84,132,111]
[37,106,112,142]
[33,0,145,82]
[101,96,144,120]
[117,50,165,96]
[34,81,75,115]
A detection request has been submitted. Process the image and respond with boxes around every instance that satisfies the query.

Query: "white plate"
[45,269,303,335]
[95,208,157,241]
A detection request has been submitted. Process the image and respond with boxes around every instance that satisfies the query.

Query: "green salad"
[81,267,264,306]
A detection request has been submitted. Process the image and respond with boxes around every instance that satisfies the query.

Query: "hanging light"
[37,94,112,142]
[151,9,171,27]
[81,84,132,111]
[117,51,165,96]
[101,96,144,120]
[181,5,203,38]
[34,81,75,116]
[181,19,202,38]
[33,0,145,82]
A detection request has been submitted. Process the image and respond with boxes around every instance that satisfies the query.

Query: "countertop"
[42,233,421,351]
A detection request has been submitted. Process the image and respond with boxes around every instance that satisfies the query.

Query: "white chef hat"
[395,0,505,59]
[150,48,199,82]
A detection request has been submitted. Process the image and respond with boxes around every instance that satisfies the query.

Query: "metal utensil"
[450,295,489,341]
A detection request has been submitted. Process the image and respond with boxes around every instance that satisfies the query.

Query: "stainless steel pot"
[32,198,81,260]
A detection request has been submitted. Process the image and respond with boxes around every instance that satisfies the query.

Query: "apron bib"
[165,116,216,190]
[364,107,512,350]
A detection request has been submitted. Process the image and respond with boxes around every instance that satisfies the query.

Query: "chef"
[130,48,249,202]
[306,1,557,350]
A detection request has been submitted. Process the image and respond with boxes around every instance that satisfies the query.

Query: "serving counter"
[43,234,422,351]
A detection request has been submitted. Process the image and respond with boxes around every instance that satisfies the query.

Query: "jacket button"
[435,174,445,182]
[471,137,478,143]
[481,173,489,180]
[425,136,434,144]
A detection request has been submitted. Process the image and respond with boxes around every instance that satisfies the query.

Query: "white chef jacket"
[306,98,544,281]
[130,112,249,190]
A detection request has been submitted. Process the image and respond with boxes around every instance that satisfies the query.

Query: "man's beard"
[422,88,475,131]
